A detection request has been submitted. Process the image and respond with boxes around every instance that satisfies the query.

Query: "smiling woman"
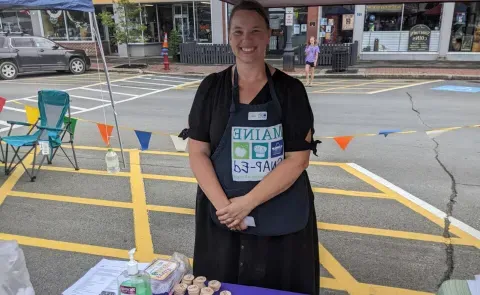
[187,0,320,294]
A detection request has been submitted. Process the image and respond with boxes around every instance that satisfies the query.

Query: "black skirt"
[192,174,320,295]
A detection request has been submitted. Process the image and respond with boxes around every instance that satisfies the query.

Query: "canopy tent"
[0,0,126,167]
[221,0,477,8]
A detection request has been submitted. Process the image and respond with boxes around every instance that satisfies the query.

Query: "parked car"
[0,33,91,80]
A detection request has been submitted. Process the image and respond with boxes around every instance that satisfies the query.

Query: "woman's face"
[229,10,270,64]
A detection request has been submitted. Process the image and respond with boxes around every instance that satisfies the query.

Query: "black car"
[0,33,91,80]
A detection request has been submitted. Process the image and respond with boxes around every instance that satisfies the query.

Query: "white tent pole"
[91,12,127,169]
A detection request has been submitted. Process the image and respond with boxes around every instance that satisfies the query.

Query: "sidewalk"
[90,57,480,80]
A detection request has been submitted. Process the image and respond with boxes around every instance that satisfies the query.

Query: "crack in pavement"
[406,92,458,287]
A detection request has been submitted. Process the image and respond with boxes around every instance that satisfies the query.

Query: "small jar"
[220,291,232,295]
[193,276,207,289]
[187,284,200,295]
[208,280,221,292]
[200,287,214,295]
[182,274,195,285]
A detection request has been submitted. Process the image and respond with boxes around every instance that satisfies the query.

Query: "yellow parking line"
[0,154,34,207]
[147,204,195,215]
[313,187,389,198]
[9,190,134,209]
[143,173,197,183]
[368,80,443,94]
[320,277,345,292]
[318,222,471,246]
[38,165,131,177]
[312,80,386,93]
[130,150,155,262]
[319,243,359,293]
[0,232,128,260]
[314,91,370,94]
[309,161,343,166]
[141,150,190,157]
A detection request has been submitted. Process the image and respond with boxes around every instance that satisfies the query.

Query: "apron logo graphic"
[252,143,269,159]
[271,140,284,157]
[233,142,250,159]
[232,124,284,182]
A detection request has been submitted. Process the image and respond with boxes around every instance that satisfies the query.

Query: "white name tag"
[248,112,267,121]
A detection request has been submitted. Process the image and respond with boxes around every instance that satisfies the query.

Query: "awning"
[221,0,477,8]
[0,0,94,12]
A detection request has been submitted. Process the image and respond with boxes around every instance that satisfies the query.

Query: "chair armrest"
[7,120,33,127]
[36,126,64,132]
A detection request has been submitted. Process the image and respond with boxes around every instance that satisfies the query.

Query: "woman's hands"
[216,195,257,231]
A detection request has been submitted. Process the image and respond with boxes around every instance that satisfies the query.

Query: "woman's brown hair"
[228,0,270,31]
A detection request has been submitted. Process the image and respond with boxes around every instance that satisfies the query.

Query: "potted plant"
[168,30,182,62]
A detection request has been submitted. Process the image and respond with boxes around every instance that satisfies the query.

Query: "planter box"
[118,43,162,57]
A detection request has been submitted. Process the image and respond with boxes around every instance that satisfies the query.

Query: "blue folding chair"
[2,90,79,181]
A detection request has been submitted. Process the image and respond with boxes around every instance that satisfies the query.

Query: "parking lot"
[0,72,479,295]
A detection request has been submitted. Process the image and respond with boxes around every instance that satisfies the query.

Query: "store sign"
[408,24,431,52]
[286,7,294,14]
[366,4,403,12]
[285,13,293,26]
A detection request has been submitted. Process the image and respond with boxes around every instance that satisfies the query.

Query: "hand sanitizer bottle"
[105,148,120,174]
[118,248,152,295]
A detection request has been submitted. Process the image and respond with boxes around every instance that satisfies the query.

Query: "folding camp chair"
[2,90,79,181]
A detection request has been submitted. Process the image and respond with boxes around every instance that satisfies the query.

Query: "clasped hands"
[216,194,256,231]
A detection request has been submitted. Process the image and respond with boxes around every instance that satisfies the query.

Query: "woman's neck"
[236,61,266,82]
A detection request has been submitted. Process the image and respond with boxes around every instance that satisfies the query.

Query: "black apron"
[208,64,310,236]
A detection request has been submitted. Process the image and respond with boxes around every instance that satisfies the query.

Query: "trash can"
[331,47,349,72]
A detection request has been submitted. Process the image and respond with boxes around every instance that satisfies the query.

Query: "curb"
[91,67,480,81]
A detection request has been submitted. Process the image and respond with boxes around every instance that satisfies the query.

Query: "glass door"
[173,4,189,42]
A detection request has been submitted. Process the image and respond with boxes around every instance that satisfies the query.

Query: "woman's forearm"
[245,151,310,208]
[190,153,230,210]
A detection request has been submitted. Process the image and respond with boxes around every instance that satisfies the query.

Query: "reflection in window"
[449,2,480,52]
[196,3,212,43]
[66,11,91,41]
[142,4,160,43]
[41,10,68,41]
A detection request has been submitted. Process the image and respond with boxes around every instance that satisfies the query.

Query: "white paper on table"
[63,259,149,295]
[467,274,480,295]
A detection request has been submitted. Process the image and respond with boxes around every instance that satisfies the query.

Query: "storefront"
[320,5,355,44]
[356,2,480,61]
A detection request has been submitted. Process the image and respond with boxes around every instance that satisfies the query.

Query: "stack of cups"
[200,287,214,295]
[220,291,232,295]
[187,284,200,295]
[193,276,207,289]
[173,283,188,295]
[182,274,195,286]
[207,280,221,292]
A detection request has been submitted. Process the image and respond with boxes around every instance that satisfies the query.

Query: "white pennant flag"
[426,129,449,139]
[170,135,188,152]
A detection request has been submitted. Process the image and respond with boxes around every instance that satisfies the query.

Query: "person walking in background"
[305,36,319,86]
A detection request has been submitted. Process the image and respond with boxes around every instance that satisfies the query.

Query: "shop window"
[196,2,212,43]
[321,5,355,44]
[449,2,480,52]
[40,10,68,41]
[66,11,92,41]
[362,3,442,52]
[0,10,33,34]
[142,4,160,43]
[292,7,307,48]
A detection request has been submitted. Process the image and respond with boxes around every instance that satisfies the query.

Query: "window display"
[362,3,442,52]
[41,10,91,41]
[0,10,33,34]
[449,2,480,52]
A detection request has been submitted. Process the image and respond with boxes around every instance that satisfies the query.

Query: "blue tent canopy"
[0,0,94,12]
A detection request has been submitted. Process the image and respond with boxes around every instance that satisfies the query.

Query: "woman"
[304,36,319,86]
[187,1,320,294]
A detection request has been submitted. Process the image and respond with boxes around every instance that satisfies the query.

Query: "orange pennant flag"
[97,123,114,146]
[334,136,353,151]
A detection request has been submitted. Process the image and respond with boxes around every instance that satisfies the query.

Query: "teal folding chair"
[2,90,79,181]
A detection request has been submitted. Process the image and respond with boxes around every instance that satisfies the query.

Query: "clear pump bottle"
[117,248,152,295]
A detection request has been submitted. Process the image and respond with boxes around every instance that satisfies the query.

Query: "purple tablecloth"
[217,283,308,295]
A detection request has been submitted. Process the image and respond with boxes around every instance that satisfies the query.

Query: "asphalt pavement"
[0,71,479,295]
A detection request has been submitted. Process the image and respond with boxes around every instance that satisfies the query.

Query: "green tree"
[168,30,182,61]
[98,0,146,65]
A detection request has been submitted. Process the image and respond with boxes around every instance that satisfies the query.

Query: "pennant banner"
[97,123,114,146]
[170,135,188,152]
[0,96,6,113]
[135,130,152,151]
[25,105,40,125]
[64,117,78,137]
[379,129,401,137]
[334,136,353,151]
